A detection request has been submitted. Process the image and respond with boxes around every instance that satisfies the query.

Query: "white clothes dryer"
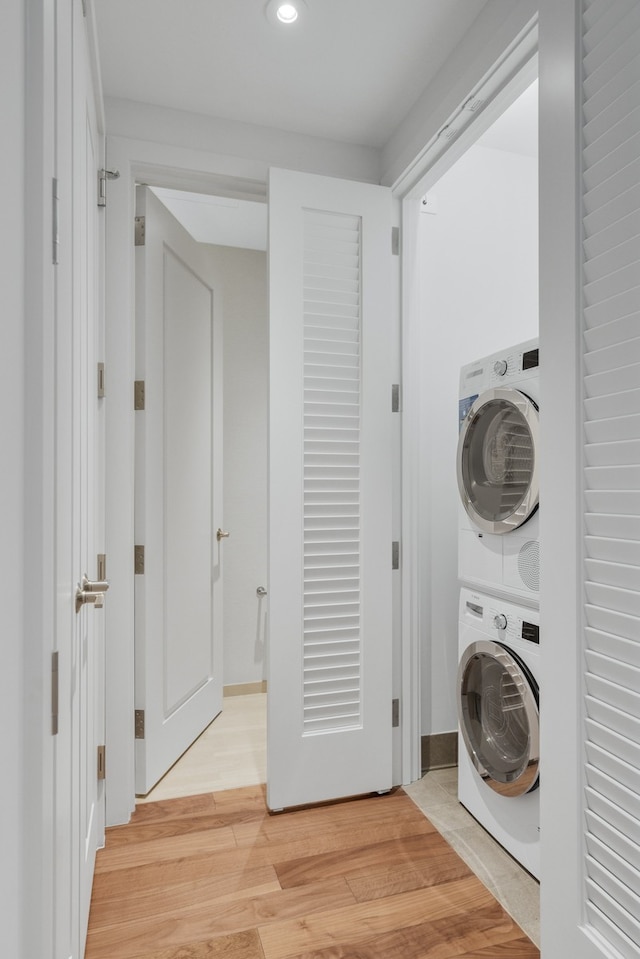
[457,339,540,607]
[457,587,540,879]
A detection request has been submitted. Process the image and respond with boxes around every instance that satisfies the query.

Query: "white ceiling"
[151,188,268,250]
[93,0,489,149]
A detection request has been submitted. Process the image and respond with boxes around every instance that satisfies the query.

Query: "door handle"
[75,573,110,613]
[256,586,267,597]
[216,528,230,542]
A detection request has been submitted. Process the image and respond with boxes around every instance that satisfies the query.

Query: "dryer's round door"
[457,387,539,534]
[458,639,539,796]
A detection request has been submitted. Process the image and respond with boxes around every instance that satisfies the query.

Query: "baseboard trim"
[223,681,267,697]
[421,732,458,775]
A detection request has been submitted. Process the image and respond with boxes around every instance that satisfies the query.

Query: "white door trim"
[104,142,407,823]
[395,21,539,785]
[104,143,269,825]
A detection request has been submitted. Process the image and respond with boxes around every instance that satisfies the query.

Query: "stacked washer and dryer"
[455,338,541,879]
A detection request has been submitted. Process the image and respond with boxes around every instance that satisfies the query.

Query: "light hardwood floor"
[136,694,267,803]
[92,694,539,959]
[87,785,539,959]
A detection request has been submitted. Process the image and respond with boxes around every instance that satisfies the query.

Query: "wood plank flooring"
[86,784,540,959]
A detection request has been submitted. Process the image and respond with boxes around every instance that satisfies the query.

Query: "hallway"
[86,784,539,959]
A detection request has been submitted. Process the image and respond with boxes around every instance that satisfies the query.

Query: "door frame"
[396,19,539,785]
[103,141,409,823]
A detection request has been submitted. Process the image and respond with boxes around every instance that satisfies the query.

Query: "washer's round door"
[458,639,539,796]
[457,387,539,534]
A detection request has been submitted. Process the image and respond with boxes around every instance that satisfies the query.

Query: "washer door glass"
[457,387,539,534]
[458,639,539,796]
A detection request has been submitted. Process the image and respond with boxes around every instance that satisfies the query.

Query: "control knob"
[494,613,508,631]
[493,359,508,376]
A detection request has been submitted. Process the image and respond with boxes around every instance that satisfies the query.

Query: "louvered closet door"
[268,168,392,811]
[582,1,640,954]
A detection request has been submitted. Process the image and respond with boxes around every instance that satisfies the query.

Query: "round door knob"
[494,613,508,630]
[494,359,508,376]
[216,528,230,542]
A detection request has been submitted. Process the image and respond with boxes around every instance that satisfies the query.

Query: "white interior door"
[267,167,393,811]
[134,186,224,796]
[55,1,106,955]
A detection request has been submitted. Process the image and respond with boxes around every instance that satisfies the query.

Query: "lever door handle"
[216,528,230,542]
[81,574,110,593]
[75,574,110,613]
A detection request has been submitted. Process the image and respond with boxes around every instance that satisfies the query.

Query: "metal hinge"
[97,168,120,208]
[134,380,145,410]
[51,651,59,736]
[52,177,60,265]
[135,709,145,740]
[97,553,107,582]
[391,226,400,256]
[97,745,106,780]
[97,362,105,398]
[392,541,400,571]
[392,699,400,728]
[391,384,401,413]
[135,545,145,575]
[135,215,146,246]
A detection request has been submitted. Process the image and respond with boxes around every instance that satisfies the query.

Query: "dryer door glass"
[457,388,539,534]
[458,640,539,796]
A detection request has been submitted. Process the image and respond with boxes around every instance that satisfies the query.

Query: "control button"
[493,359,508,376]
[494,613,508,630]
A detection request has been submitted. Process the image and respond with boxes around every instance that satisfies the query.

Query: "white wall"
[105,98,380,186]
[210,245,268,686]
[418,143,538,735]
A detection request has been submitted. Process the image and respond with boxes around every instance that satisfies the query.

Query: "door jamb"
[394,21,539,785]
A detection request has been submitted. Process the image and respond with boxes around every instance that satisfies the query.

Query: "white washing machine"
[457,587,540,879]
[457,338,540,607]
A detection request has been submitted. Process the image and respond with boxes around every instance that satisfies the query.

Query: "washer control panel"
[462,590,540,645]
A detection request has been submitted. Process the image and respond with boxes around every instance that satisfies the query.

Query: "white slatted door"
[582,1,640,954]
[268,168,393,811]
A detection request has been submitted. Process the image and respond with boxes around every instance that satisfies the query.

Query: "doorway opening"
[134,186,269,803]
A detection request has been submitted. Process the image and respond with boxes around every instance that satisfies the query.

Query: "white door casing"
[53,1,106,956]
[267,167,393,811]
[134,186,224,796]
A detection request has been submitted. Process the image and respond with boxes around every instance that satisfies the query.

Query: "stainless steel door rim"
[458,638,540,796]
[457,387,539,534]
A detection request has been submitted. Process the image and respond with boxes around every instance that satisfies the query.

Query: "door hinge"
[97,553,107,582]
[134,380,145,410]
[391,384,401,413]
[135,544,145,575]
[51,651,59,736]
[97,745,106,780]
[97,362,105,398]
[52,177,60,265]
[135,709,145,740]
[135,215,146,246]
[97,168,120,208]
[391,226,400,256]
[392,541,400,570]
[392,699,400,728]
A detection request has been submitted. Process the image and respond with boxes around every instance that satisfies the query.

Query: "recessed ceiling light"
[265,0,307,27]
[277,4,298,22]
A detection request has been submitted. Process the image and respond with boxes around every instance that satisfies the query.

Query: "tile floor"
[136,693,539,947]
[404,766,540,947]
